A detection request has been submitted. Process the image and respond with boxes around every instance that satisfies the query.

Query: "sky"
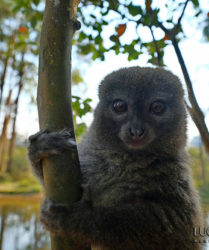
[16,0,209,143]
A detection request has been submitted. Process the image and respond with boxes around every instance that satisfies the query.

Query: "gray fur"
[28,67,202,250]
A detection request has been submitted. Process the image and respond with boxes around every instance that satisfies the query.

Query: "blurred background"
[0,0,209,249]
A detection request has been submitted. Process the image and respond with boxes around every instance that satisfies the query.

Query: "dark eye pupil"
[151,101,165,114]
[113,100,127,113]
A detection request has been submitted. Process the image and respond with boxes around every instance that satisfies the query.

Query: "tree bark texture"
[38,0,82,249]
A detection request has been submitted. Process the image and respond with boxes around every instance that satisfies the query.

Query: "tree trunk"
[171,37,209,154]
[38,0,82,249]
[0,90,13,174]
[7,53,25,173]
[0,115,10,174]
[0,207,6,250]
[0,33,15,108]
[0,56,9,107]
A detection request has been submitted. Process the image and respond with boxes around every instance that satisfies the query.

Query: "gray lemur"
[28,67,202,250]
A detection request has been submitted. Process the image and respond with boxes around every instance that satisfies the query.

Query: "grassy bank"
[0,176,42,194]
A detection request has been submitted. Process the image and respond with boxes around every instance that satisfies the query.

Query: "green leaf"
[195,10,202,17]
[101,9,109,16]
[75,123,87,138]
[78,32,87,42]
[128,4,143,16]
[109,1,119,10]
[72,69,83,85]
[110,35,119,43]
[32,0,40,6]
[95,35,102,44]
[30,16,37,28]
[191,0,199,8]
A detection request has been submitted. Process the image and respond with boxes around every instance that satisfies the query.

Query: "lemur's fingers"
[28,129,49,142]
[28,129,77,162]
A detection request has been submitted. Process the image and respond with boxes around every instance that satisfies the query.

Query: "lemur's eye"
[150,101,165,114]
[113,100,127,113]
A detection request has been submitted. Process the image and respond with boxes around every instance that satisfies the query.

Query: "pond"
[0,195,50,250]
[0,195,208,250]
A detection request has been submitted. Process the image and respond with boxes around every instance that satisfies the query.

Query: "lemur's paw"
[28,129,76,164]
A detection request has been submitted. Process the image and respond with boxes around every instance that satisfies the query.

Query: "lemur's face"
[105,90,182,150]
[96,67,186,151]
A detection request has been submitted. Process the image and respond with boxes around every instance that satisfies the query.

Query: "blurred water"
[0,196,50,250]
[0,196,208,250]
[203,214,209,250]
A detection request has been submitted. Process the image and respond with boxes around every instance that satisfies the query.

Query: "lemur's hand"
[28,129,76,184]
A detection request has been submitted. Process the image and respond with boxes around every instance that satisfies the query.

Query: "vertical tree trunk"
[7,128,16,173]
[0,90,13,174]
[38,0,82,249]
[0,33,15,108]
[0,207,6,250]
[0,56,9,107]
[0,115,10,174]
[7,53,25,173]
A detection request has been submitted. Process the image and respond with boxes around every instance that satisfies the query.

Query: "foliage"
[72,69,84,85]
[0,0,92,176]
[77,0,206,66]
[72,96,92,139]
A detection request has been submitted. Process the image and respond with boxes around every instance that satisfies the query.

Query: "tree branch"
[148,26,162,66]
[177,0,190,27]
[171,37,209,153]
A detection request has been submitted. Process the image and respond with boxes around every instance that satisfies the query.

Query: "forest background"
[0,0,208,225]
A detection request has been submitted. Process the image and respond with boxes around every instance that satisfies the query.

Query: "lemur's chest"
[89,160,150,207]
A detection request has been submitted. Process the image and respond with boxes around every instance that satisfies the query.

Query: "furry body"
[29,67,202,250]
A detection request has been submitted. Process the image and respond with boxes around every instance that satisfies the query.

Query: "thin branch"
[149,26,162,66]
[172,37,209,153]
[171,37,200,113]
[157,0,190,39]
[157,20,169,34]
[177,0,190,26]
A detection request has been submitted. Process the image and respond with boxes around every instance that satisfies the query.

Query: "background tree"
[0,0,92,176]
[0,0,42,173]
